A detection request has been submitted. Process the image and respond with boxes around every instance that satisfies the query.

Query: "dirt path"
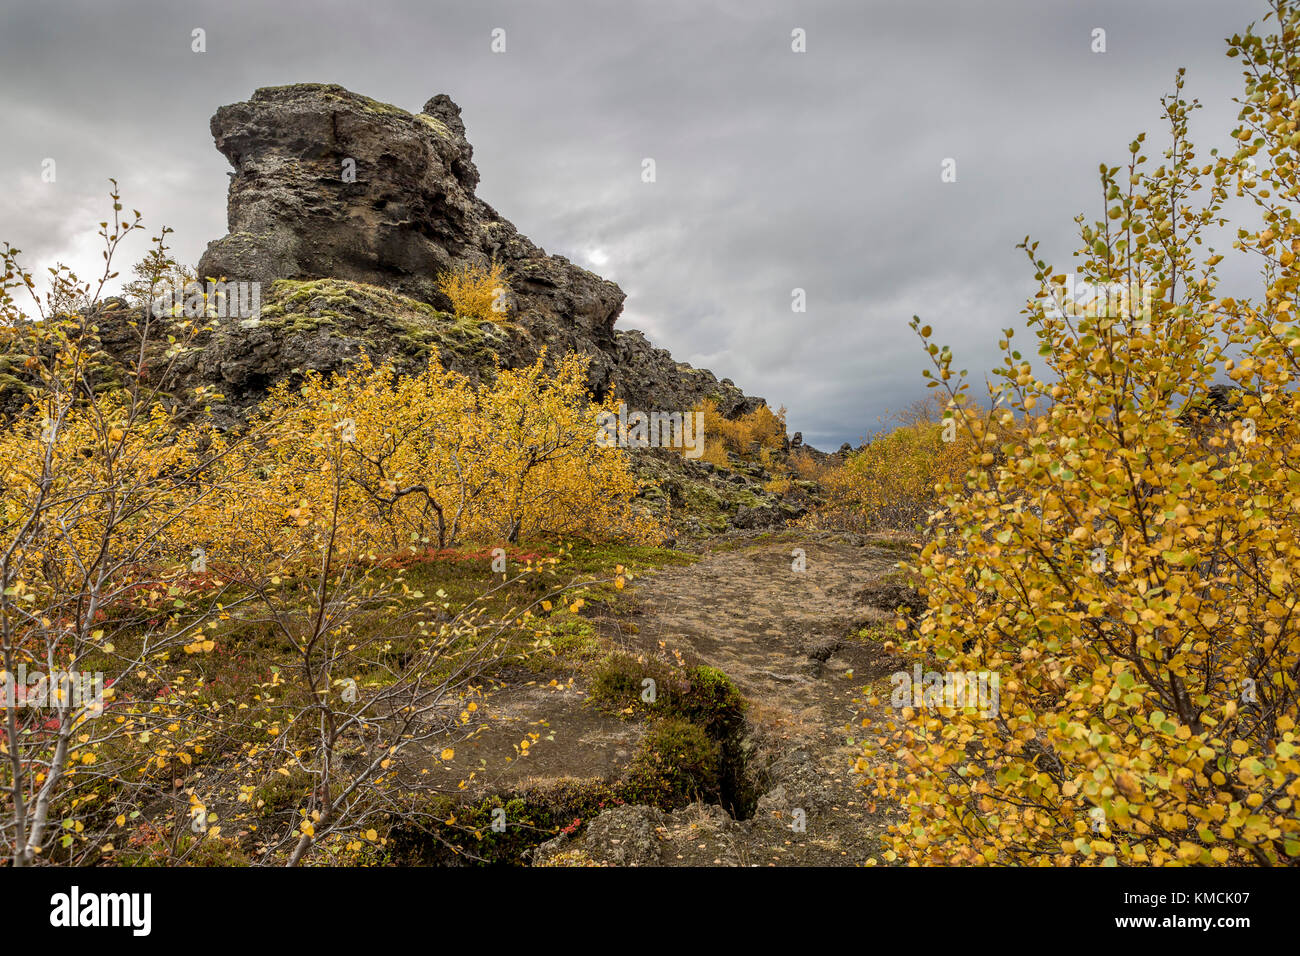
[557,531,913,866]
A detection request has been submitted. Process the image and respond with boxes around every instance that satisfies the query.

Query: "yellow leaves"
[868,140,1300,865]
[183,639,216,654]
[436,260,511,322]
[440,748,455,761]
[1112,771,1142,800]
[700,399,786,468]
[809,404,977,531]
[235,352,658,554]
[285,497,313,527]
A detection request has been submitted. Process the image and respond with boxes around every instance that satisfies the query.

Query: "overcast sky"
[0,0,1274,448]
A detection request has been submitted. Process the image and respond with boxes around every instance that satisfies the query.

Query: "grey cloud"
[0,0,1273,448]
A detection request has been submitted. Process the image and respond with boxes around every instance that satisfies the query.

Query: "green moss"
[181,836,253,867]
[272,280,362,313]
[267,278,431,313]
[527,617,602,671]
[856,621,896,643]
[118,834,252,868]
[416,113,452,137]
[260,279,455,343]
[353,94,410,118]
[680,481,724,512]
[587,655,745,732]
[256,84,412,121]
[387,779,630,866]
[681,664,746,733]
[622,717,720,807]
[386,711,731,865]
[588,652,677,716]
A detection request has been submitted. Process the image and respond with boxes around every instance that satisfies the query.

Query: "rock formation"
[1,83,802,535]
[193,83,765,418]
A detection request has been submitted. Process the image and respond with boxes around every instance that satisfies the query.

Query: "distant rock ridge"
[194,83,767,418]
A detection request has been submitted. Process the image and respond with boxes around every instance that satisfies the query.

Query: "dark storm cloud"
[0,0,1272,447]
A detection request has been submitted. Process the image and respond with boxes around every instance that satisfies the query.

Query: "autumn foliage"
[0,209,652,866]
[800,398,977,533]
[436,259,510,322]
[865,6,1300,866]
[699,398,785,469]
[210,351,656,565]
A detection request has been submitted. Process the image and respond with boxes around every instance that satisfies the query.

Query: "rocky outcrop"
[193,83,767,417]
[199,87,619,333]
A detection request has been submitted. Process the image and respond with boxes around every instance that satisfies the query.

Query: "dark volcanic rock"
[1177,383,1245,428]
[612,330,760,416]
[193,83,765,415]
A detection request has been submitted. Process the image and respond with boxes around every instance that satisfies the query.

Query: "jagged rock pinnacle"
[192,83,765,416]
